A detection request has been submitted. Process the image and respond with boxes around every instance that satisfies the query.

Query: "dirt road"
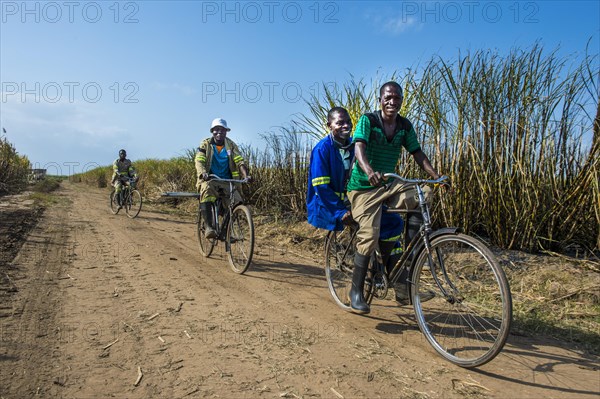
[1,182,598,398]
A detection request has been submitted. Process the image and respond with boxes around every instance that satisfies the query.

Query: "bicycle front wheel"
[125,190,142,218]
[324,227,374,311]
[109,189,120,214]
[226,204,254,274]
[412,233,512,368]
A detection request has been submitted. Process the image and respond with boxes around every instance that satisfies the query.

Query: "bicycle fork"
[418,236,463,304]
[409,186,463,304]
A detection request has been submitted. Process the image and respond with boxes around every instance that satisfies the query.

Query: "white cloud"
[383,16,422,34]
[363,9,423,35]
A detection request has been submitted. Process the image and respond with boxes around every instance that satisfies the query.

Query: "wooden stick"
[550,285,597,303]
[147,313,160,321]
[102,338,119,350]
[184,388,199,397]
[158,336,165,343]
[184,330,192,339]
[330,387,344,399]
[134,366,143,386]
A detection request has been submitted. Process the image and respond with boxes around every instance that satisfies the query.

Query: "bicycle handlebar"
[207,174,250,184]
[383,173,449,185]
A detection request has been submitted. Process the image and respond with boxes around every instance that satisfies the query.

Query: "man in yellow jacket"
[112,149,138,208]
[195,118,251,238]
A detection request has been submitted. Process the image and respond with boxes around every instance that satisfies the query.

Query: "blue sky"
[1,0,599,174]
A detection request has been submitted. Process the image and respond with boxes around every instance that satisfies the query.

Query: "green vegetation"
[0,134,30,195]
[31,176,62,193]
[26,176,65,206]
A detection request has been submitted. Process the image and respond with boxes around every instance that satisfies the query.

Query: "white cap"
[210,118,230,131]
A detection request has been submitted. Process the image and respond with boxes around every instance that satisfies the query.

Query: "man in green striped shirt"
[346,82,444,314]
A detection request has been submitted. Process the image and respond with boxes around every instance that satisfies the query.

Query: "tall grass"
[0,134,30,195]
[408,46,599,252]
[240,128,312,217]
[297,45,599,253]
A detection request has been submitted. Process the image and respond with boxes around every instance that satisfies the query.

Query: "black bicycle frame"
[384,183,461,300]
[210,179,242,242]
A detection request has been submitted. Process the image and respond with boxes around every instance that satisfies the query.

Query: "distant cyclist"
[195,118,251,239]
[111,149,138,208]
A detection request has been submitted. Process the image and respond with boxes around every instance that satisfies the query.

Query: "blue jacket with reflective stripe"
[307,135,352,231]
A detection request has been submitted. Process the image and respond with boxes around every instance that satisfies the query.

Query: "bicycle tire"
[109,189,120,214]
[226,204,254,274]
[324,228,374,311]
[125,190,142,218]
[196,203,216,257]
[411,233,512,368]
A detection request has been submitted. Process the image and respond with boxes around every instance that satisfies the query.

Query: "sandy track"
[1,181,598,398]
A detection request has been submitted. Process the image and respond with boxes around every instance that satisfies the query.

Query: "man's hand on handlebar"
[367,170,383,187]
[243,175,253,183]
[435,175,452,192]
[201,172,210,181]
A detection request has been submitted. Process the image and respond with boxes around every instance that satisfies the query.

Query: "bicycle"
[196,175,255,274]
[110,177,142,218]
[324,174,512,368]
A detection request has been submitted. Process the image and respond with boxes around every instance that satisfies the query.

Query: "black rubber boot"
[349,253,371,314]
[200,203,217,239]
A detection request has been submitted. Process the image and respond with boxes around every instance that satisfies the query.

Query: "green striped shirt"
[347,112,421,191]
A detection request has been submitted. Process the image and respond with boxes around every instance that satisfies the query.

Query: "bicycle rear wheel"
[109,189,120,214]
[196,203,216,257]
[227,204,254,274]
[412,233,512,368]
[125,190,142,218]
[324,227,374,311]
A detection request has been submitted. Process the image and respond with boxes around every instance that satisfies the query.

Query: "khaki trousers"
[348,181,431,256]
